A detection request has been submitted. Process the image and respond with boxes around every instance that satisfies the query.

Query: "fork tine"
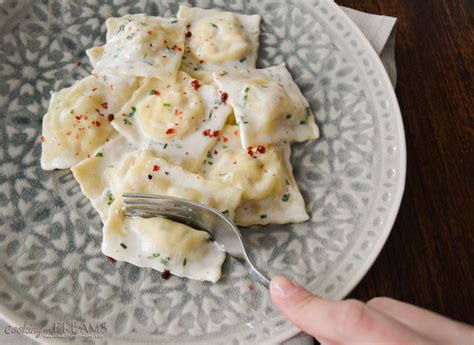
[124,204,191,216]
[123,193,173,201]
[123,199,192,211]
[123,210,190,219]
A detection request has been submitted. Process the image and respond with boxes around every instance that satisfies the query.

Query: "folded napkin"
[0,4,397,345]
[282,5,397,345]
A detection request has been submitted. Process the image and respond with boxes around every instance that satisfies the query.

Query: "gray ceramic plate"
[0,0,406,343]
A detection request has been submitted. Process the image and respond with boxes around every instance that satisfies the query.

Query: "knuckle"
[337,300,371,334]
[367,296,391,308]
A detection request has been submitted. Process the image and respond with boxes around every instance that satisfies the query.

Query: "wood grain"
[335,0,474,325]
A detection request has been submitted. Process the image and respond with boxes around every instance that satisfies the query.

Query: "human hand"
[270,276,473,345]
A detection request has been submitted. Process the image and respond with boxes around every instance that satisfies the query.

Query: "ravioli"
[111,71,232,172]
[201,125,309,226]
[102,150,243,282]
[41,6,319,282]
[40,74,139,170]
[71,135,136,221]
[177,5,261,82]
[213,64,320,148]
[87,14,185,81]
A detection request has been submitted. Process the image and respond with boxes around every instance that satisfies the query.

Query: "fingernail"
[270,276,298,298]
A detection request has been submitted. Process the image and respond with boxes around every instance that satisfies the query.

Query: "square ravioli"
[102,149,243,282]
[111,71,232,172]
[71,135,136,221]
[200,125,309,226]
[87,14,185,81]
[40,74,139,170]
[177,5,260,82]
[213,64,320,149]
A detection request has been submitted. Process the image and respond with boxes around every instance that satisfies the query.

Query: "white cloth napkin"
[0,4,397,345]
[282,5,397,345]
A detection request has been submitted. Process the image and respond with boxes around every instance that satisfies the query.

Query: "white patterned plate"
[0,0,405,344]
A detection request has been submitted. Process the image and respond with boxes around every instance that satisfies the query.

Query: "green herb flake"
[95,152,103,157]
[207,151,213,159]
[120,243,127,249]
[286,114,292,119]
[106,191,114,205]
[243,86,250,103]
[131,106,136,113]
[183,257,187,266]
[171,20,178,24]
[211,23,218,28]
[282,193,291,202]
[300,120,307,125]
[163,103,171,108]
[70,109,74,114]
[117,24,125,33]
[123,118,132,125]
[149,89,156,95]
[126,34,135,40]
[160,257,171,266]
[222,209,229,217]
[239,56,247,63]
[163,143,168,149]
[260,214,267,219]
[208,110,213,119]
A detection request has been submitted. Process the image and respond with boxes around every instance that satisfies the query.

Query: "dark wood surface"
[335,0,473,325]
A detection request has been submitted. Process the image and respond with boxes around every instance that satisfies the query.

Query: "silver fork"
[122,193,271,288]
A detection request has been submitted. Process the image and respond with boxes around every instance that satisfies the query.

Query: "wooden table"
[336,0,473,326]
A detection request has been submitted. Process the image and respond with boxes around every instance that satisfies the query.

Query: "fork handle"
[245,262,271,289]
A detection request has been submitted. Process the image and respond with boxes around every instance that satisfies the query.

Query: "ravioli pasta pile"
[40,6,319,283]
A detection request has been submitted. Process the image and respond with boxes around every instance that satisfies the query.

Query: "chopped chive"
[211,23,218,28]
[171,20,178,24]
[282,193,291,202]
[239,57,246,63]
[131,106,136,113]
[95,152,103,157]
[123,118,132,125]
[163,143,168,149]
[207,151,213,159]
[208,110,213,119]
[120,243,127,249]
[117,24,125,32]
[106,191,114,205]
[260,214,267,219]
[163,103,171,107]
[160,257,170,266]
[183,257,187,266]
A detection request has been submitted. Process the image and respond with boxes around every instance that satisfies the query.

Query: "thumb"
[269,276,430,344]
[270,275,324,336]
